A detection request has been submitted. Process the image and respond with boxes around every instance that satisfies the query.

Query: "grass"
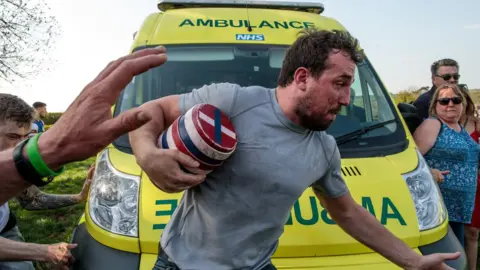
[8,157,95,270]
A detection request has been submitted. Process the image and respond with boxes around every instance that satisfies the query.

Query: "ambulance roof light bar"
[157,0,325,14]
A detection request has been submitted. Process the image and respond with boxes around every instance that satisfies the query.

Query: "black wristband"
[13,138,53,187]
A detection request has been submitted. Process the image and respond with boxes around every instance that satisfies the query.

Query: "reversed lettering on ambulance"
[179,19,315,29]
[236,34,264,41]
[152,196,407,230]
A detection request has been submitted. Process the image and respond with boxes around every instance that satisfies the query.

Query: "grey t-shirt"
[0,203,9,233]
[160,83,349,270]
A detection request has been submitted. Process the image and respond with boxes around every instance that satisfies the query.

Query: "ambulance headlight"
[88,149,139,237]
[402,150,447,231]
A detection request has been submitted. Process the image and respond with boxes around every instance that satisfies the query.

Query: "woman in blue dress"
[413,84,480,247]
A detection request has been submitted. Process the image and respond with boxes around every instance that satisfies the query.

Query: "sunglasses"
[436,73,460,81]
[437,97,463,106]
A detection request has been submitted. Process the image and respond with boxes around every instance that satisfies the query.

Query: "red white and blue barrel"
[157,104,237,174]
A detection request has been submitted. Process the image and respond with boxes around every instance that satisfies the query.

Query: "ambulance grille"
[341,166,361,177]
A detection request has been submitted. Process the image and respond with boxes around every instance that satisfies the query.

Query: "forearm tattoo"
[15,186,80,211]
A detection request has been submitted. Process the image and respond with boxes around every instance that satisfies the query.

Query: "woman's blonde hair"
[428,84,467,118]
[458,86,478,119]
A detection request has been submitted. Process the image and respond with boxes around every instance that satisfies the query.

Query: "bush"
[43,112,63,125]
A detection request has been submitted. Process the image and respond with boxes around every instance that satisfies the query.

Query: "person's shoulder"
[413,92,430,103]
[315,131,338,160]
[31,122,39,131]
[423,117,441,125]
[231,85,272,113]
[235,84,270,94]
[417,117,442,132]
[191,82,241,95]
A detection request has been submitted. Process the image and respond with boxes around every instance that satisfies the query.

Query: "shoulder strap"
[429,116,444,137]
[463,117,468,128]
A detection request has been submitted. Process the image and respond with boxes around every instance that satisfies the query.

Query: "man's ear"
[293,67,309,92]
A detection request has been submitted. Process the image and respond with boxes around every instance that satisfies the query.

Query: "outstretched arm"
[0,236,47,262]
[15,165,93,211]
[15,186,81,211]
[0,47,167,205]
[312,142,459,270]
[314,189,422,268]
[0,236,76,267]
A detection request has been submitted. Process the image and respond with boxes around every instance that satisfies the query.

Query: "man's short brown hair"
[430,58,459,75]
[32,101,47,109]
[0,94,35,128]
[277,29,364,87]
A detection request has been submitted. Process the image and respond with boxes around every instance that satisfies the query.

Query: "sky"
[2,0,479,112]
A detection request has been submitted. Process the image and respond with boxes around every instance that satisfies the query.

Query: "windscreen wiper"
[335,119,398,145]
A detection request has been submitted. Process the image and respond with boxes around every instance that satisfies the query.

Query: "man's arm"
[0,236,47,262]
[130,82,239,163]
[0,47,168,205]
[129,83,240,193]
[129,95,182,164]
[312,140,457,269]
[311,139,422,268]
[15,186,82,211]
[15,165,93,210]
[314,190,421,269]
[0,148,32,205]
[0,236,77,266]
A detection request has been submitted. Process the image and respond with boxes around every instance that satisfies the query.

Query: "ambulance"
[70,1,467,269]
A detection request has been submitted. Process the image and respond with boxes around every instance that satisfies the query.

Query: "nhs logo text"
[235,34,265,41]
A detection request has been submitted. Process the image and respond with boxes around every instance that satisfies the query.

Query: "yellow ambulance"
[70,1,467,269]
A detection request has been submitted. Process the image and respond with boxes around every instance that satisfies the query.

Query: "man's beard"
[295,99,337,131]
[301,116,333,131]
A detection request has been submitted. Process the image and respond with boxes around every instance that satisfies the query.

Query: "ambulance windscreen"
[113,44,406,155]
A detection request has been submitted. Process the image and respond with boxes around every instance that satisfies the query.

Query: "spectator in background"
[413,59,460,120]
[413,84,480,248]
[0,94,92,270]
[457,86,480,270]
[345,88,366,122]
[31,102,47,133]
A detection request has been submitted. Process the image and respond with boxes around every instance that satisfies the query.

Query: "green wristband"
[26,133,65,177]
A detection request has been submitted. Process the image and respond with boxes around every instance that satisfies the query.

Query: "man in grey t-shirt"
[130,29,460,270]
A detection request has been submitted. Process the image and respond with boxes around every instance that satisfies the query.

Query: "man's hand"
[405,252,461,270]
[35,47,168,170]
[0,47,167,205]
[315,190,461,270]
[138,148,206,193]
[41,242,77,270]
[430,169,449,184]
[77,164,95,202]
[129,96,206,193]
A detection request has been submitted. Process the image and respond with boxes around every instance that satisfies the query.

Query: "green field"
[8,157,95,270]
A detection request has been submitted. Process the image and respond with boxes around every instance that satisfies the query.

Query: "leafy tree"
[43,112,63,125]
[394,91,417,104]
[0,0,61,83]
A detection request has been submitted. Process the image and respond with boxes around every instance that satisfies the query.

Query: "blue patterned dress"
[423,117,480,223]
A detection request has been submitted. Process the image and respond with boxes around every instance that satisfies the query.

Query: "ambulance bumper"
[69,223,140,270]
[69,223,466,270]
